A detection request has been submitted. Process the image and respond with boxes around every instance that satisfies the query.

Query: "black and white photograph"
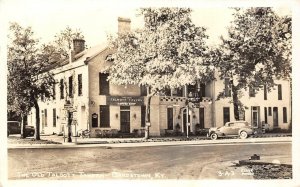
[0,0,299,187]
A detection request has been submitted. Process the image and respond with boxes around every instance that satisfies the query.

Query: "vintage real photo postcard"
[1,0,299,187]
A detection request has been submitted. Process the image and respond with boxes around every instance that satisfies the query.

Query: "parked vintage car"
[207,121,255,140]
[7,121,35,137]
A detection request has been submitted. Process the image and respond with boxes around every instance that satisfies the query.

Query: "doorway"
[273,107,278,128]
[182,109,190,135]
[67,112,73,142]
[199,108,205,129]
[223,107,230,125]
[167,108,173,130]
[120,106,130,133]
[251,106,260,127]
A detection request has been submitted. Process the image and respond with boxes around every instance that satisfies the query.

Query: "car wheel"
[240,131,248,139]
[210,133,218,140]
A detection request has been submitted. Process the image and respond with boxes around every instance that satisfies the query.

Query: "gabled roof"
[45,42,109,72]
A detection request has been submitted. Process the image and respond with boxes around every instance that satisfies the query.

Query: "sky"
[1,0,291,48]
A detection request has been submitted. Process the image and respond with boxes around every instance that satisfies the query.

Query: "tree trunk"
[20,115,26,138]
[232,85,240,121]
[34,99,40,140]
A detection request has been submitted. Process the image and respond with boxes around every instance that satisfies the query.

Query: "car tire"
[240,131,248,139]
[210,133,218,140]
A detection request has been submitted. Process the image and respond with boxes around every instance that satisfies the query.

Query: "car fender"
[210,131,222,136]
[238,128,252,134]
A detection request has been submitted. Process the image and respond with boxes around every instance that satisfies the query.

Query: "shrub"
[110,129,119,137]
[132,129,145,137]
[174,123,182,136]
[268,127,291,133]
[95,129,102,138]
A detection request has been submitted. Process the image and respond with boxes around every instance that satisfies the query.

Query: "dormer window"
[105,54,114,62]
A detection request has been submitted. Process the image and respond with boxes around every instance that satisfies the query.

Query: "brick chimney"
[73,39,85,54]
[69,39,85,63]
[118,17,131,35]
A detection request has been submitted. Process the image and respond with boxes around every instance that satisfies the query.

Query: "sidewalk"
[7,133,292,149]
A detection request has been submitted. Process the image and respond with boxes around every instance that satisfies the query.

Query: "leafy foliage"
[214,8,291,119]
[108,8,214,93]
[8,22,55,139]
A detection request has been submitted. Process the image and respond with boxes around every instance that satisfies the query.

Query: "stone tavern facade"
[27,18,291,137]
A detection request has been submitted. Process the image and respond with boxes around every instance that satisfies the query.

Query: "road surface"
[8,142,291,180]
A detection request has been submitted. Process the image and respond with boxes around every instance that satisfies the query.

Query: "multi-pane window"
[164,88,171,96]
[283,107,287,123]
[268,107,272,116]
[78,74,82,96]
[140,85,147,96]
[53,108,56,127]
[42,110,45,127]
[264,85,267,100]
[99,73,109,95]
[167,108,173,130]
[278,84,282,100]
[187,84,196,97]
[200,83,206,98]
[41,94,45,101]
[69,76,73,98]
[264,107,268,123]
[44,109,47,127]
[60,79,64,99]
[249,87,255,97]
[173,87,183,97]
[100,105,110,127]
[141,106,146,127]
[224,78,231,97]
[223,107,230,125]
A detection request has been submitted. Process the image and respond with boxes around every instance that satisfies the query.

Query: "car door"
[231,123,241,135]
[222,122,234,135]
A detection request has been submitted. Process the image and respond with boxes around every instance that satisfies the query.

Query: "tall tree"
[108,8,214,138]
[7,22,55,140]
[214,8,291,121]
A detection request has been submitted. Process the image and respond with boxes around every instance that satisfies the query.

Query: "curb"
[7,137,292,149]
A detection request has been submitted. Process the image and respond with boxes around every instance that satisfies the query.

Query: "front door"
[68,112,73,136]
[251,106,260,127]
[199,108,205,129]
[167,108,173,130]
[183,109,190,135]
[273,107,278,128]
[120,111,130,133]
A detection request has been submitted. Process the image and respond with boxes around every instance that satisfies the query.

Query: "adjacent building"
[27,18,291,137]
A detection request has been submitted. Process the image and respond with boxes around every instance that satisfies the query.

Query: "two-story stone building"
[27,17,291,137]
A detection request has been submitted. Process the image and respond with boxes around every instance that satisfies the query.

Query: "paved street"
[8,141,291,180]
